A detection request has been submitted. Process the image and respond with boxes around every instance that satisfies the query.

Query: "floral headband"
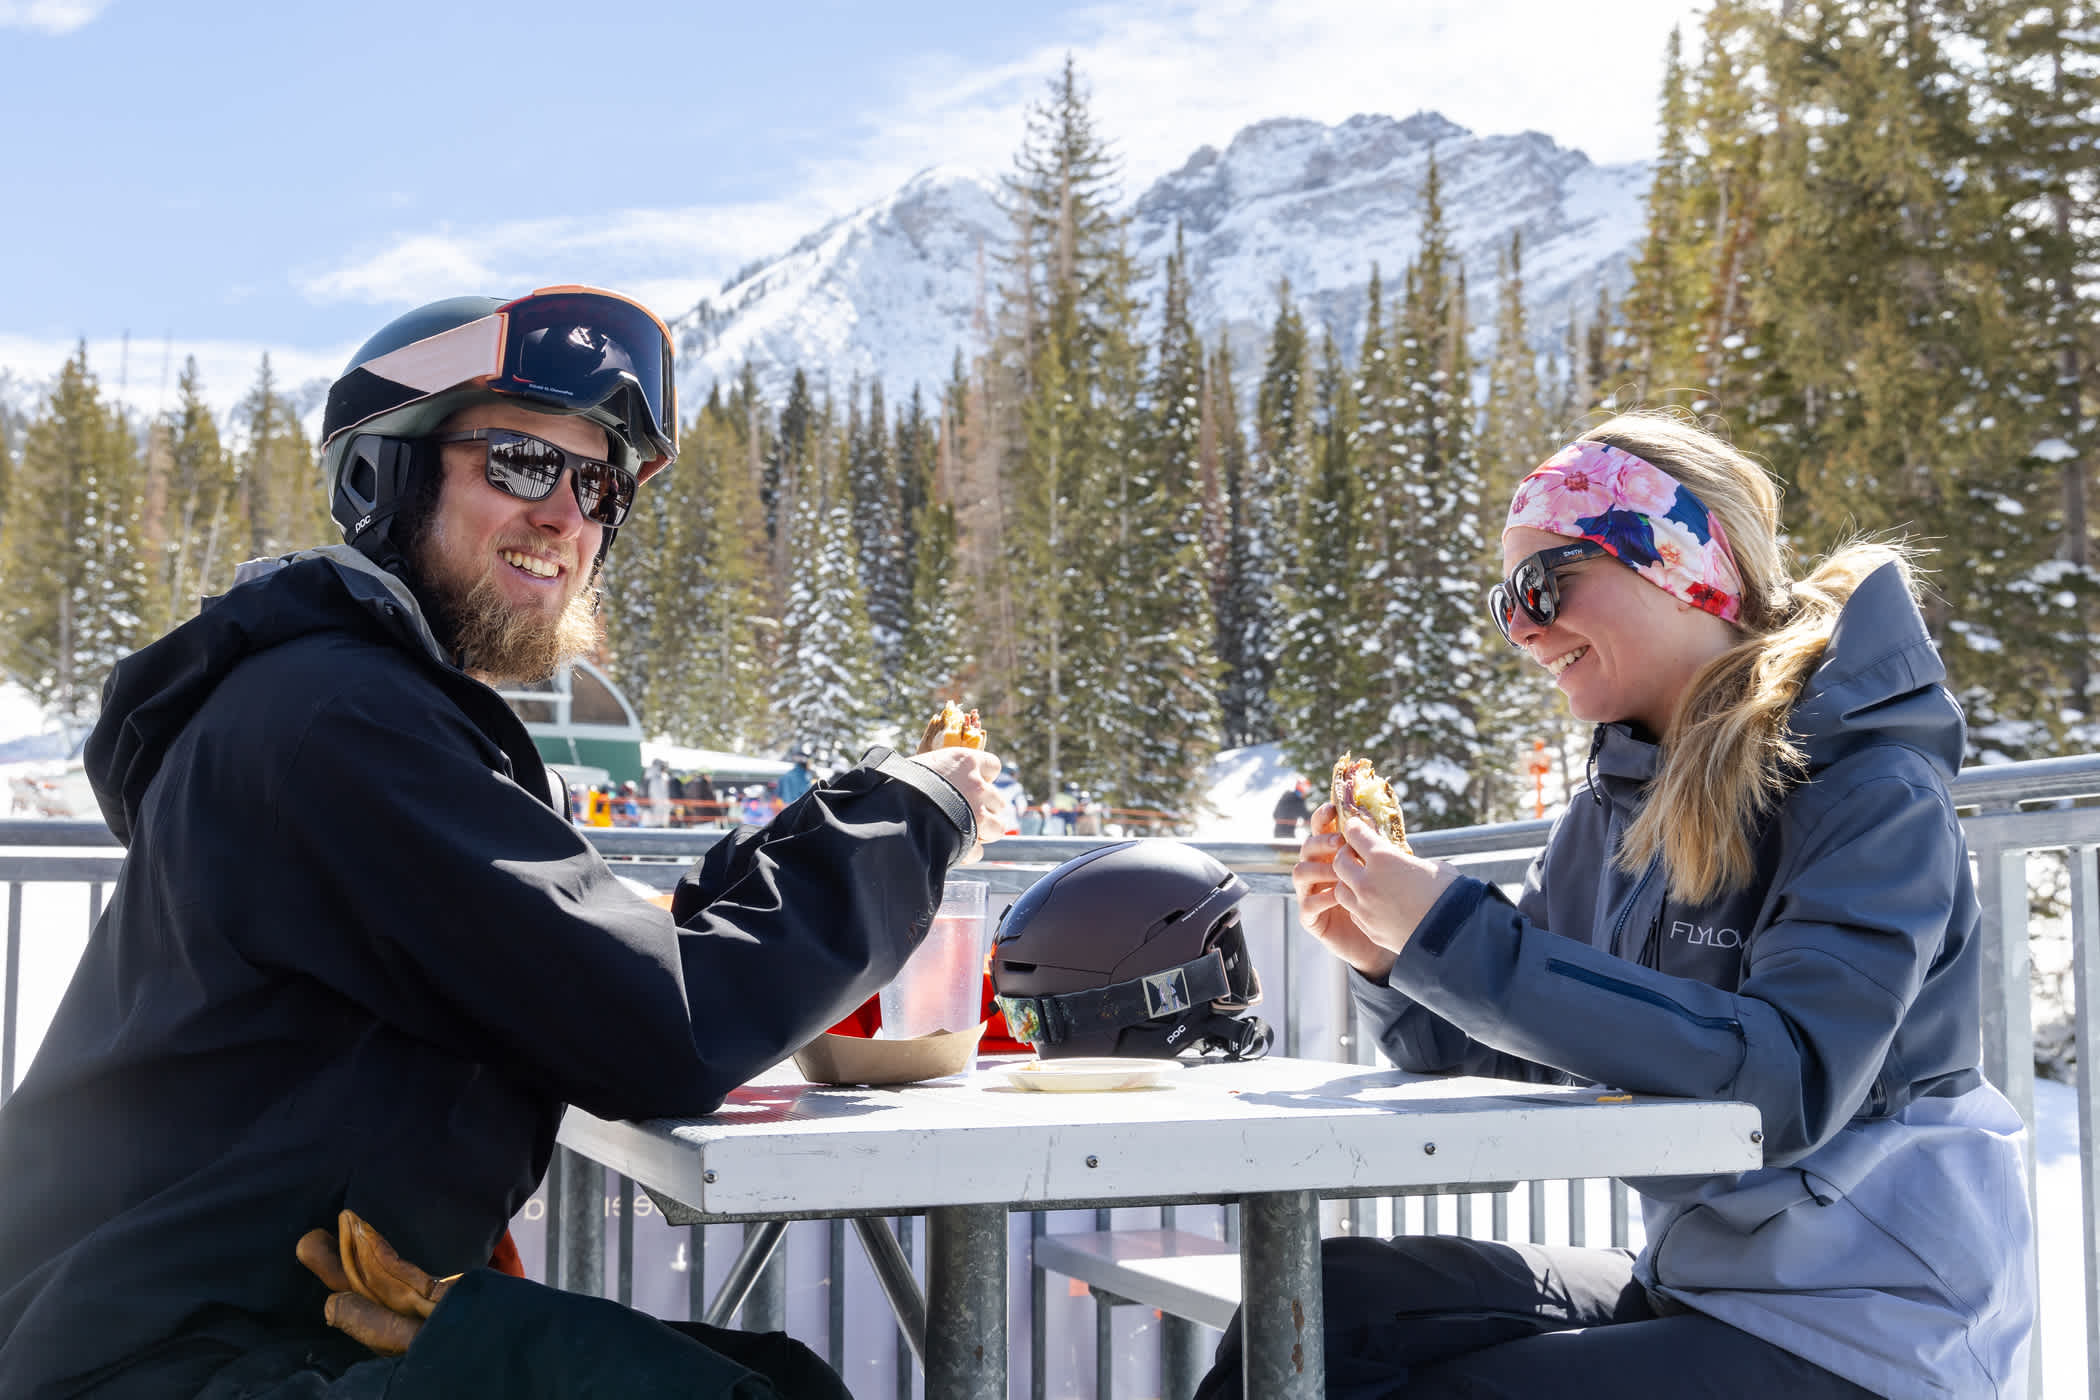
[1505,440,1744,624]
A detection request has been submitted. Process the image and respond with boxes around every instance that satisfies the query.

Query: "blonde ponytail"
[1572,413,1919,904]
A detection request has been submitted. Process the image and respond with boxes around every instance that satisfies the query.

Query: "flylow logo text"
[1670,921,1742,948]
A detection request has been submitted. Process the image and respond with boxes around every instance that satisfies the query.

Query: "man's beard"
[410,529,603,685]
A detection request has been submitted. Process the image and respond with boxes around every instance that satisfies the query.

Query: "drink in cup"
[880,880,990,1038]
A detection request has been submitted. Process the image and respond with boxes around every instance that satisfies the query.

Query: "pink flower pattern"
[1503,440,1744,624]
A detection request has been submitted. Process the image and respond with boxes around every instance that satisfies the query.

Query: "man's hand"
[296,1210,457,1356]
[910,747,1007,865]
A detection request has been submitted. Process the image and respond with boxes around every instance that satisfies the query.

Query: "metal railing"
[0,752,2094,1398]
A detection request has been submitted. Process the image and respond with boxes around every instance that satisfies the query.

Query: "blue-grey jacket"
[1353,562,2034,1398]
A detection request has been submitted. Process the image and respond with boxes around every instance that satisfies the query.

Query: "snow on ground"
[1192,740,1308,840]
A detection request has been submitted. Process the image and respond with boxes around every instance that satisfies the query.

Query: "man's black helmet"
[992,840,1271,1061]
[319,286,678,578]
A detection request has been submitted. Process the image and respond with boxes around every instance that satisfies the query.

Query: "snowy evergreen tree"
[1980,0,2100,742]
[1214,338,1280,748]
[896,497,967,717]
[992,56,1142,799]
[1254,282,1314,608]
[0,344,148,721]
[1274,336,1376,782]
[776,456,877,763]
[1477,235,1572,818]
[847,379,911,690]
[1112,228,1221,820]
[1372,158,1498,826]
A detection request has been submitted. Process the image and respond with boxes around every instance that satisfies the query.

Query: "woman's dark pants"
[1191,1234,1882,1400]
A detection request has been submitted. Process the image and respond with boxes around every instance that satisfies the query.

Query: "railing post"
[2066,844,2099,1400]
[1976,844,2037,1134]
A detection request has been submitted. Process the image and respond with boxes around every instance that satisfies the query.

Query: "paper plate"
[998,1058,1173,1093]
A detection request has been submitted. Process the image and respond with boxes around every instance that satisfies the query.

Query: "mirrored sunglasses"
[1487,539,1610,643]
[433,428,637,528]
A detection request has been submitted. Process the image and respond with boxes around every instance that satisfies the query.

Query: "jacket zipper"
[1608,863,1657,962]
[1545,958,1742,1031]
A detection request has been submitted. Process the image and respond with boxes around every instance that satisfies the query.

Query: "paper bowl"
[792,1024,985,1086]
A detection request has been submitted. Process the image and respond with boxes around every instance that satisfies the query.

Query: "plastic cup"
[879,880,990,1038]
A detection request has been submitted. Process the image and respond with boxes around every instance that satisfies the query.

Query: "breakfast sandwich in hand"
[1330,753,1411,850]
[916,700,987,754]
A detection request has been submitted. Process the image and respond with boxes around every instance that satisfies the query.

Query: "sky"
[1,0,1706,420]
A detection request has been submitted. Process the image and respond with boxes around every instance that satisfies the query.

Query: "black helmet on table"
[318,285,679,578]
[991,840,1271,1061]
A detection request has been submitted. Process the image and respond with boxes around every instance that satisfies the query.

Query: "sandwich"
[1330,753,1410,849]
[917,700,986,754]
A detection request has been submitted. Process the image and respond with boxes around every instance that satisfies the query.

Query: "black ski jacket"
[0,546,973,1398]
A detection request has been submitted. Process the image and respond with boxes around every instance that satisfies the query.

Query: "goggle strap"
[995,950,1236,1049]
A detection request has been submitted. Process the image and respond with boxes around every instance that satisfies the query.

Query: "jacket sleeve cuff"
[1404,875,1496,960]
[862,745,977,856]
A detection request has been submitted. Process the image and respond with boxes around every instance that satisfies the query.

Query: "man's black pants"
[199,1269,853,1400]
[1191,1234,1882,1400]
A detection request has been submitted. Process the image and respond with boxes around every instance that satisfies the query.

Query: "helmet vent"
[1001,960,1039,974]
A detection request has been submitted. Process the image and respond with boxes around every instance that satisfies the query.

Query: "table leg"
[1160,1314,1210,1400]
[702,1218,788,1328]
[850,1216,928,1367]
[924,1203,1007,1400]
[1240,1189,1324,1398]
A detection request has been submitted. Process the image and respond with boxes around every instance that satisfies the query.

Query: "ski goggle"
[1487,539,1610,643]
[352,285,677,473]
[433,428,637,527]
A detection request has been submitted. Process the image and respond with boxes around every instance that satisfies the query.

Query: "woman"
[1199,414,2034,1399]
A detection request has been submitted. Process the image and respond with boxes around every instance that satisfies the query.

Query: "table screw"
[1086,1155,1100,1168]
[1749,1131,1764,1145]
[704,1170,718,1183]
[1423,1142,1437,1155]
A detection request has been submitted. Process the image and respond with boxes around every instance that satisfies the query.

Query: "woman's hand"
[1294,802,1397,981]
[1330,812,1460,958]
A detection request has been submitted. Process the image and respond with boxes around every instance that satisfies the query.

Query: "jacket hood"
[1591,560,1961,798]
[85,546,451,844]
[1785,561,1961,777]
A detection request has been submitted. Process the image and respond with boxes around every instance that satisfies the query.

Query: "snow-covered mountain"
[671,110,1651,411]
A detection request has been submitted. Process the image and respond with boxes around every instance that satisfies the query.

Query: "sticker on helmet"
[1142,968,1192,1018]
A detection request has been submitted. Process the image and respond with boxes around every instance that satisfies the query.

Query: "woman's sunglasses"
[433,428,637,528]
[1487,539,1610,643]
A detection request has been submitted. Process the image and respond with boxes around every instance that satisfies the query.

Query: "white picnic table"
[557,1054,1763,1399]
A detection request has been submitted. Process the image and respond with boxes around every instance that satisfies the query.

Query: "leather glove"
[296,1209,459,1356]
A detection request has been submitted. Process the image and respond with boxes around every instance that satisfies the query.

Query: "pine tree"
[1752,0,2064,756]
[1620,25,1703,400]
[1274,335,1375,781]
[775,456,878,762]
[1981,0,2100,743]
[1373,158,1497,826]
[233,354,326,560]
[0,344,149,721]
[1477,234,1571,818]
[847,379,912,700]
[896,497,967,717]
[992,56,1140,799]
[155,358,242,628]
[1111,227,1221,821]
[1213,338,1280,748]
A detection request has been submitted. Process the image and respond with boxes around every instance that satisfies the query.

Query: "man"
[0,287,1003,1399]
